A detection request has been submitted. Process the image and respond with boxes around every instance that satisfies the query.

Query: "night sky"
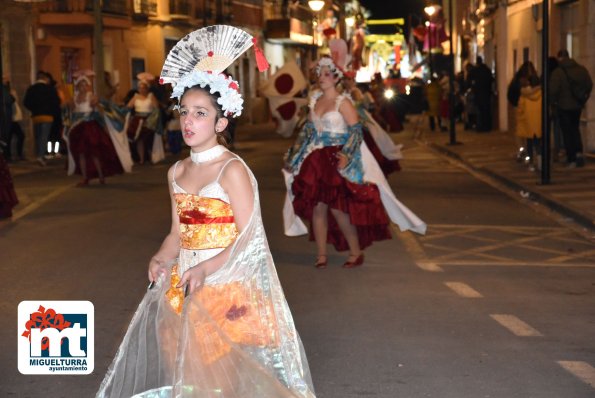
[360,0,425,21]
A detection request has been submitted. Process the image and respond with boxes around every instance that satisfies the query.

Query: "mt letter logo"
[18,301,94,375]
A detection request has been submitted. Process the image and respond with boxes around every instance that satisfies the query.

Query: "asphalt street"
[1,125,594,397]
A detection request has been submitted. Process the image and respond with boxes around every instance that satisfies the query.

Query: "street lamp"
[308,0,325,47]
[424,5,440,78]
[308,1,325,12]
[446,0,458,145]
[424,5,437,17]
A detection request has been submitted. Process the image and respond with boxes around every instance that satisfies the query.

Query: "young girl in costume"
[283,56,426,269]
[97,25,315,398]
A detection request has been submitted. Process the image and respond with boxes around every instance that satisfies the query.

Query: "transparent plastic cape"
[97,158,315,398]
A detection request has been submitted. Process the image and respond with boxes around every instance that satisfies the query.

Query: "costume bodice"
[310,92,349,135]
[134,93,154,113]
[171,158,239,274]
[74,92,92,114]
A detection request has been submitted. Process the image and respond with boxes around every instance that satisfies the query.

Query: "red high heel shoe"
[315,255,328,269]
[76,178,89,187]
[343,253,364,268]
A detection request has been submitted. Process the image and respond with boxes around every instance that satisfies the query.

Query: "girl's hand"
[177,265,208,296]
[148,256,167,282]
[336,152,348,169]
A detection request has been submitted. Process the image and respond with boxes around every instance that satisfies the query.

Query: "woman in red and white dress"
[126,79,160,164]
[66,76,123,186]
[283,57,426,268]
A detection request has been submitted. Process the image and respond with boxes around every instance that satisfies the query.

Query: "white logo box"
[18,301,94,375]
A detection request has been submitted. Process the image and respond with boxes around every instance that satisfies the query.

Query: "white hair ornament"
[315,57,344,79]
[74,75,91,87]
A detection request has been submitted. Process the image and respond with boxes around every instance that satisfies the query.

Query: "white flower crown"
[315,57,344,79]
[170,70,243,118]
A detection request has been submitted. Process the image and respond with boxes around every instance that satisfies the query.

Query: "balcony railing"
[133,0,157,16]
[39,0,129,15]
[169,0,190,16]
[103,0,130,15]
[234,0,263,6]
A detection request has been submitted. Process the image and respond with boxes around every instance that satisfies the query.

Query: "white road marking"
[490,314,543,337]
[444,281,483,298]
[416,261,444,272]
[396,229,444,272]
[435,261,595,268]
[557,361,595,388]
[11,184,74,221]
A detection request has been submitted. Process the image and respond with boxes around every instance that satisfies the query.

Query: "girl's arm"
[337,101,363,184]
[126,94,137,109]
[90,94,99,107]
[148,165,182,282]
[149,93,160,109]
[177,160,254,294]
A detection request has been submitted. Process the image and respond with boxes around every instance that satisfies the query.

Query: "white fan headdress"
[160,25,269,118]
[315,56,344,79]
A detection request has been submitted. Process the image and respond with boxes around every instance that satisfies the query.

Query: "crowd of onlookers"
[416,50,592,170]
[507,49,592,170]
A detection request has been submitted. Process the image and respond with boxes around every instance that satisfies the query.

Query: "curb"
[425,141,595,234]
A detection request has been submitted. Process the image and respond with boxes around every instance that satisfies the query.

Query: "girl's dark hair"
[181,85,234,148]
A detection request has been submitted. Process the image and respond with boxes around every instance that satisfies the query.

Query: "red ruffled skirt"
[291,146,391,251]
[126,115,153,143]
[362,127,401,176]
[0,154,18,218]
[68,120,124,179]
[126,115,155,163]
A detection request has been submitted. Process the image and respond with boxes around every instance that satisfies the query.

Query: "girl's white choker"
[190,145,227,164]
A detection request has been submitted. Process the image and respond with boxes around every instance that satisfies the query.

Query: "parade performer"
[97,25,315,398]
[125,75,163,164]
[283,56,426,269]
[342,72,402,175]
[65,75,124,186]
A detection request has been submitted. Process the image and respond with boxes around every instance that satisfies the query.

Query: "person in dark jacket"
[23,71,61,166]
[549,49,593,167]
[469,56,494,132]
[1,79,14,153]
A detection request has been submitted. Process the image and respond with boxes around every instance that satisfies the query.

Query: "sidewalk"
[410,117,595,235]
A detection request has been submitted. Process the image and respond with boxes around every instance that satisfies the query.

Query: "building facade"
[0,0,269,152]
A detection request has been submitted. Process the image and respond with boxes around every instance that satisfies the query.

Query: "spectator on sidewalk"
[549,49,593,168]
[462,62,478,130]
[424,77,445,131]
[514,62,542,171]
[1,78,14,156]
[547,56,564,162]
[23,71,61,166]
[2,79,26,162]
[468,56,493,132]
[508,61,541,167]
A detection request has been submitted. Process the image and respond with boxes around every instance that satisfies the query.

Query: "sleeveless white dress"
[97,153,315,398]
